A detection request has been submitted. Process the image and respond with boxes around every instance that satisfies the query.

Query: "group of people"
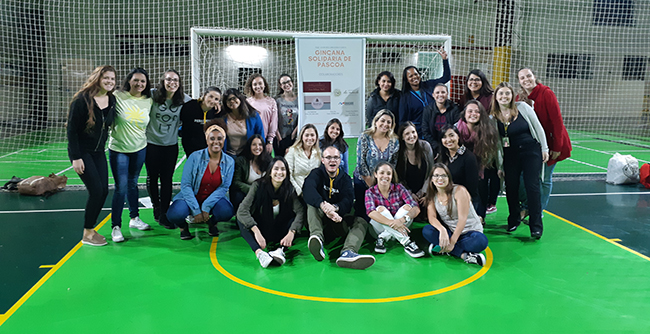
[67,56,571,271]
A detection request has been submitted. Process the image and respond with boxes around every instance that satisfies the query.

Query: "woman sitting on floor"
[166,118,234,240]
[423,163,488,266]
[230,134,272,211]
[365,162,424,258]
[237,157,305,268]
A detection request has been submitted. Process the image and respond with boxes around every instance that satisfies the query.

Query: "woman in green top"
[108,68,153,243]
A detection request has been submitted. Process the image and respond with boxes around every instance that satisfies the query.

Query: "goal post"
[190,28,451,137]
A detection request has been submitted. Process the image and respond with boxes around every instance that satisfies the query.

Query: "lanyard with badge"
[503,120,511,147]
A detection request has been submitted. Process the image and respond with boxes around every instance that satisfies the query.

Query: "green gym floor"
[1,130,649,333]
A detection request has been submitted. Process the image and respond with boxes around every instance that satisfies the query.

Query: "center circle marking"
[210,238,493,303]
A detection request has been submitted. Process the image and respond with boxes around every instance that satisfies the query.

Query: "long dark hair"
[121,67,152,98]
[401,66,420,93]
[425,163,455,215]
[241,134,272,171]
[253,157,295,217]
[321,118,348,154]
[464,69,493,101]
[244,73,270,97]
[152,69,185,106]
[396,122,427,179]
[221,88,255,119]
[372,161,399,184]
[459,100,499,167]
[436,124,463,165]
[70,65,116,132]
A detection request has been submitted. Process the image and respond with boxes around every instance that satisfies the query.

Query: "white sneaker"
[269,248,286,266]
[112,226,124,243]
[129,217,151,230]
[185,215,196,224]
[257,251,273,268]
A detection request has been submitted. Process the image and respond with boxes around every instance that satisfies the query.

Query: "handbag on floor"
[640,163,650,189]
[17,173,68,196]
[606,153,639,185]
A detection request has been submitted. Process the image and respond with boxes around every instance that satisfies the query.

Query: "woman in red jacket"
[517,68,572,211]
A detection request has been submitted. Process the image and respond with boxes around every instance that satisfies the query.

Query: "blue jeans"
[167,198,234,229]
[422,225,488,258]
[109,148,146,227]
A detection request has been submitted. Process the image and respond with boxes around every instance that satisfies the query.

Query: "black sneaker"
[208,224,219,237]
[463,252,486,266]
[180,228,194,240]
[153,205,161,223]
[404,241,425,258]
[158,215,176,230]
[374,238,386,254]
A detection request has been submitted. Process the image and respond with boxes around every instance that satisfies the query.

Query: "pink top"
[247,96,278,144]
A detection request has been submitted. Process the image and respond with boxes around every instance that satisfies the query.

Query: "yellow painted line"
[0,214,111,327]
[38,265,55,269]
[609,238,622,242]
[545,210,650,262]
[210,237,492,303]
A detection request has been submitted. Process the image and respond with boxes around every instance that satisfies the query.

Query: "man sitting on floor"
[302,146,375,269]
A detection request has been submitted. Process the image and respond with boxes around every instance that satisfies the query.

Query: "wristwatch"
[404,215,412,224]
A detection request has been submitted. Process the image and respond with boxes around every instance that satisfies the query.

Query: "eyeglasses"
[323,156,341,161]
[164,78,179,83]
[432,174,448,179]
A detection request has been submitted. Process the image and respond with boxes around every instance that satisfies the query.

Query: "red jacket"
[527,84,572,165]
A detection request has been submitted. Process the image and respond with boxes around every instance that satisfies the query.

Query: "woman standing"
[220,88,265,156]
[180,86,221,157]
[319,118,349,174]
[422,163,488,266]
[274,74,298,156]
[395,122,434,205]
[231,134,272,211]
[458,69,498,214]
[517,67,572,211]
[166,119,234,240]
[398,48,451,133]
[67,65,116,246]
[285,124,321,197]
[245,73,277,154]
[491,82,548,239]
[459,69,493,112]
[365,71,401,128]
[146,69,190,228]
[109,68,153,242]
[421,83,460,153]
[365,162,424,257]
[456,101,501,218]
[436,125,480,210]
[237,157,305,268]
[353,109,399,221]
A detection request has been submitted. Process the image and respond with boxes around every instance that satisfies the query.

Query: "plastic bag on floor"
[606,153,639,185]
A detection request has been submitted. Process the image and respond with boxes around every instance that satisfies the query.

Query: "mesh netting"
[1,0,648,182]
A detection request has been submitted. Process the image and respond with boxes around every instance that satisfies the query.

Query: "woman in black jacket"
[365,71,401,128]
[67,65,117,246]
[421,83,460,155]
[236,157,305,268]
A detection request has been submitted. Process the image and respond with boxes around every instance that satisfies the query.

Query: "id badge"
[502,136,510,147]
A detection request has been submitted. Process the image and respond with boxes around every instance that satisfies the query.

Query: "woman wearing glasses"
[274,74,298,157]
[146,70,191,228]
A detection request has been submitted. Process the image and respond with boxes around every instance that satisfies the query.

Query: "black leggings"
[145,143,178,218]
[477,166,500,217]
[238,218,294,252]
[77,151,109,229]
[503,143,543,233]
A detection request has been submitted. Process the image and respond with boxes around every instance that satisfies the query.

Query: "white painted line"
[0,208,111,214]
[0,149,24,159]
[175,155,186,170]
[565,158,608,170]
[57,165,74,175]
[36,149,47,153]
[0,160,70,163]
[551,192,650,197]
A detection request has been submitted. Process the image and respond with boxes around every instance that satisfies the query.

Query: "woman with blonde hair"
[284,123,321,197]
[67,65,116,246]
[490,82,548,239]
[353,109,399,221]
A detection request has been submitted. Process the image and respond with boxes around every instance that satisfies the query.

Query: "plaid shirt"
[365,183,418,216]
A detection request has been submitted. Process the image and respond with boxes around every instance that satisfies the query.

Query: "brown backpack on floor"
[17,173,68,196]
